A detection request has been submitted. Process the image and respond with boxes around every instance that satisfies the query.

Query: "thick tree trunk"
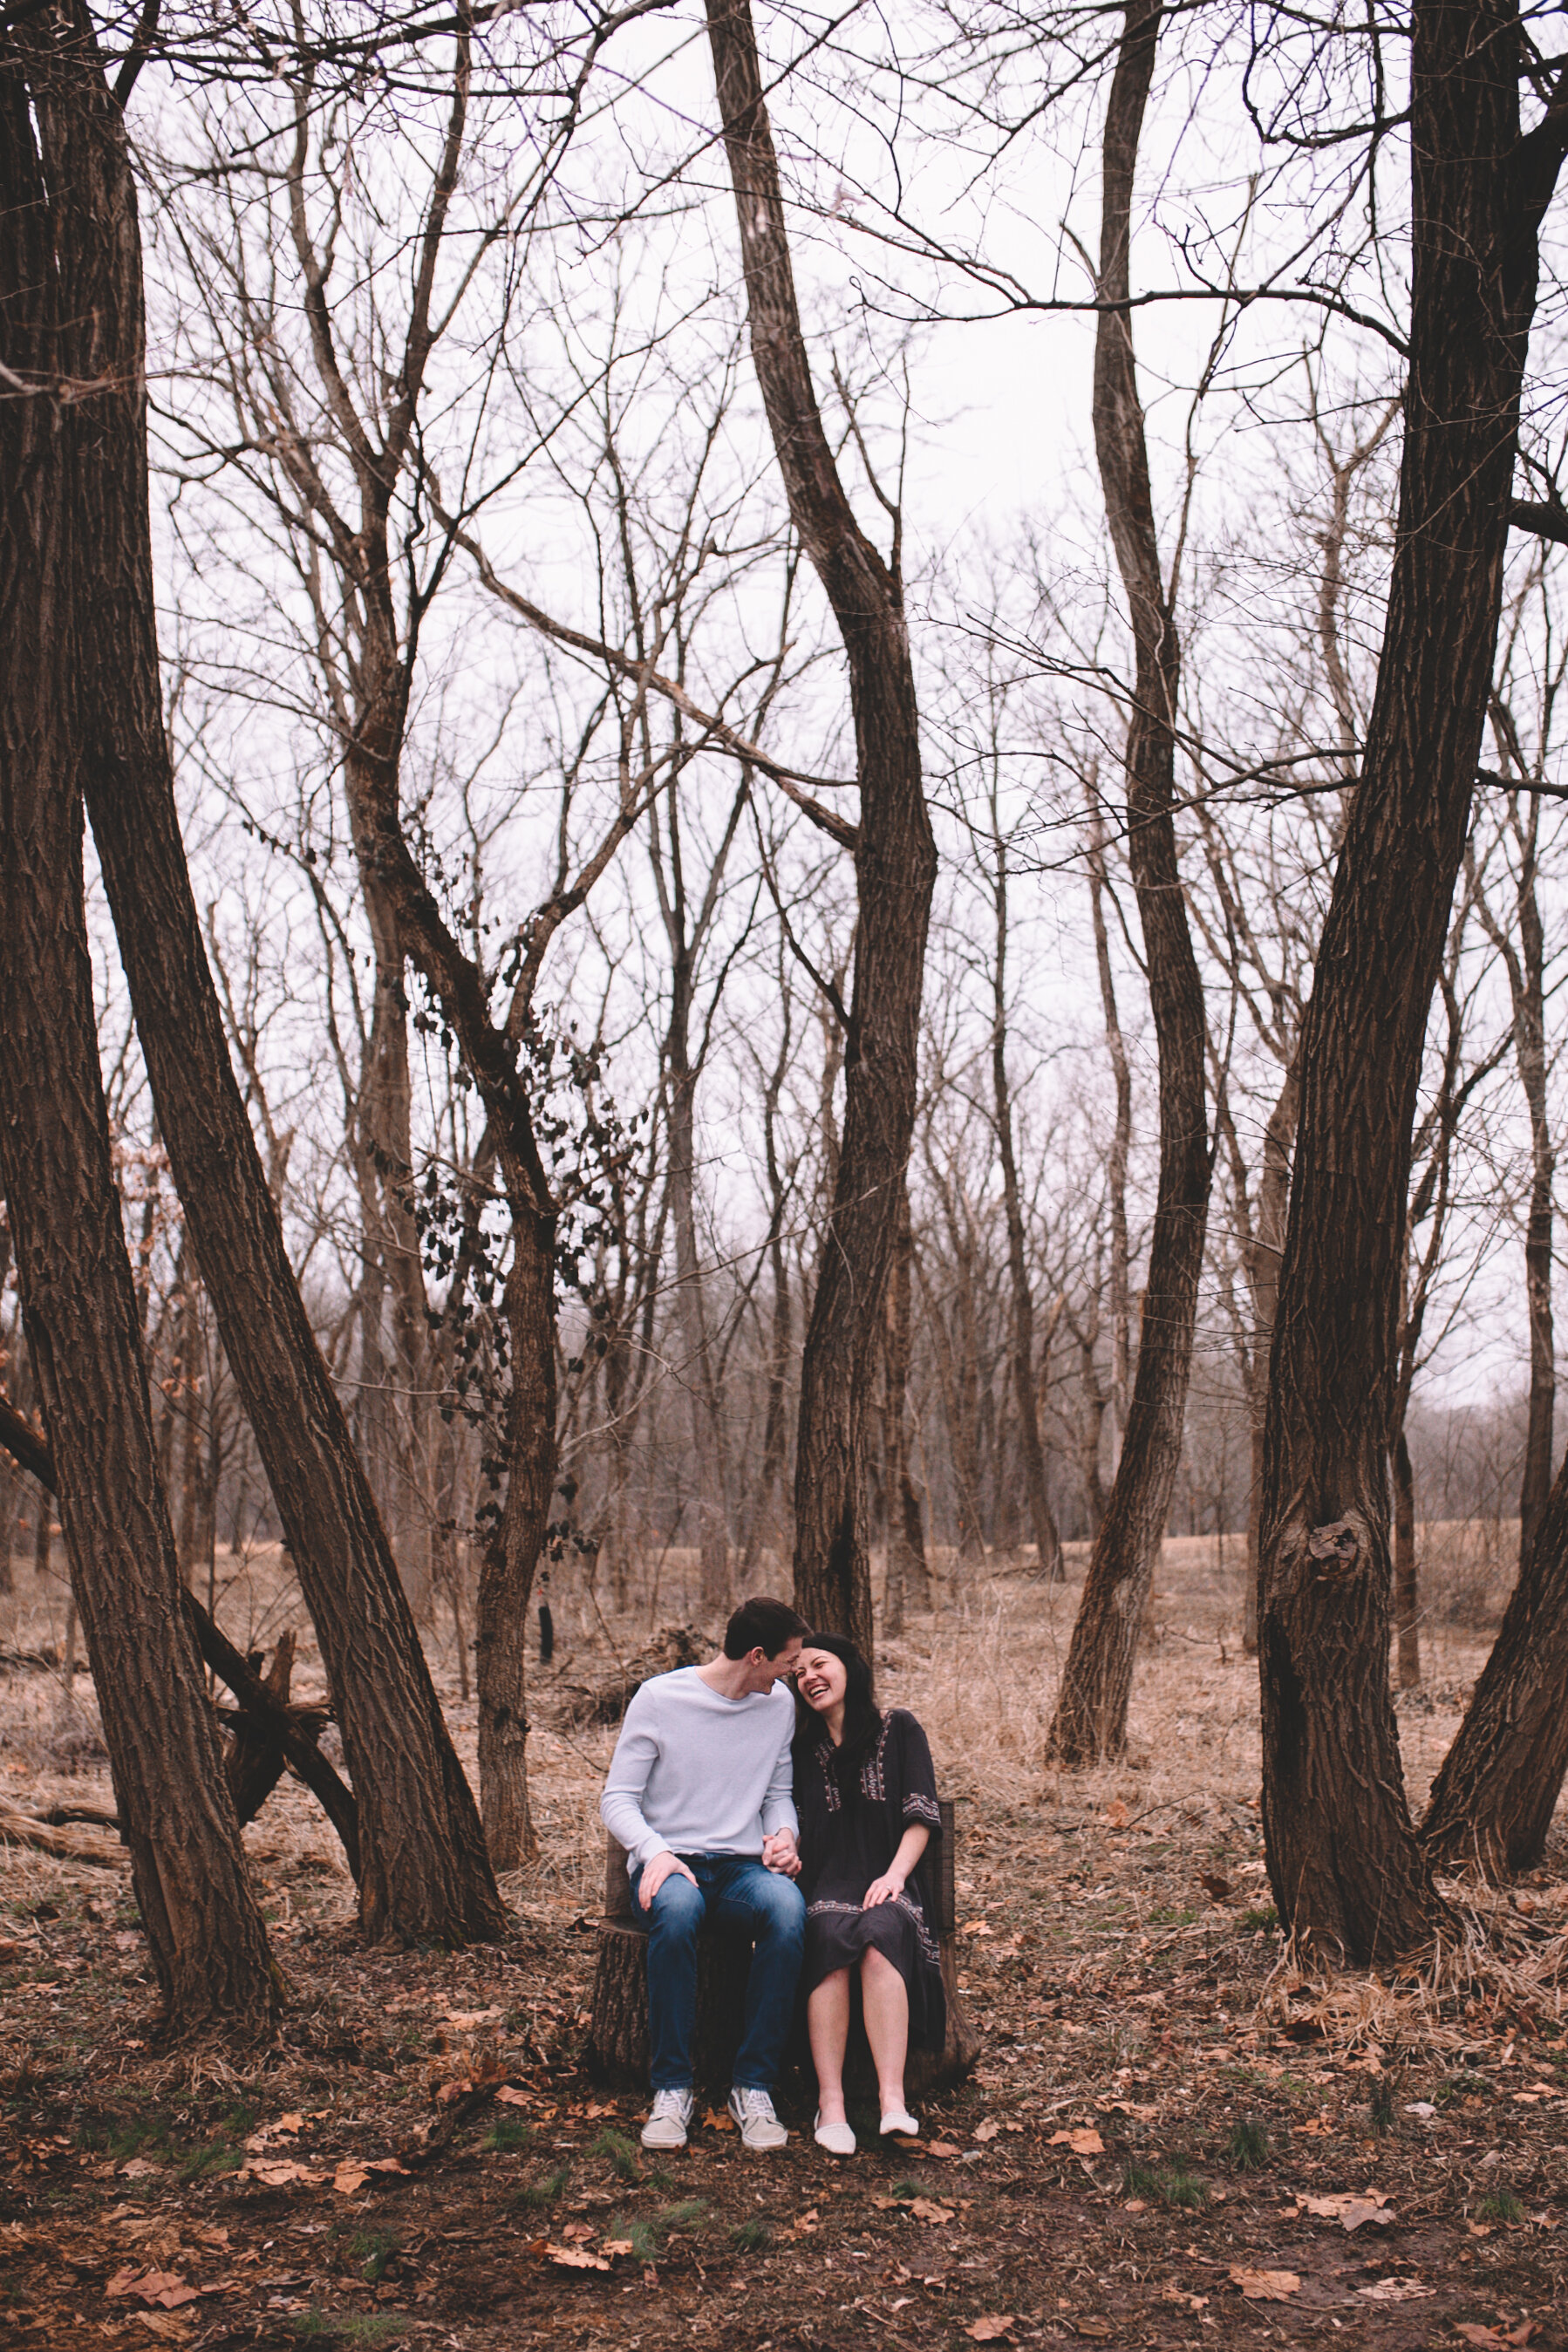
[706,0,937,1654]
[1258,0,1559,1960]
[1422,1444,1568,1874]
[0,51,276,2022]
[1046,0,1212,1764]
[18,3,502,1946]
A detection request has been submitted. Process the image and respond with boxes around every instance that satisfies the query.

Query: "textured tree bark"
[1421,1449,1568,1873]
[1046,0,1212,1764]
[706,0,937,1653]
[665,944,730,1612]
[16,3,502,1946]
[0,47,276,2024]
[1258,0,1564,1960]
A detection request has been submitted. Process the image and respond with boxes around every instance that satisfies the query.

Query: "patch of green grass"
[614,2215,663,2263]
[1121,2158,1162,2199]
[1149,1905,1197,1928]
[1437,2071,1488,2106]
[481,2117,534,2153]
[349,2228,399,2285]
[290,2315,409,2346]
[180,2142,246,2182]
[1159,2162,1210,2210]
[589,2127,642,2183]
[511,2165,568,2210]
[1239,1905,1278,1933]
[890,2177,926,2200]
[1476,2188,1524,2225]
[728,2218,770,2252]
[1369,2081,1396,2134]
[655,2199,708,2233]
[1226,2118,1271,2171]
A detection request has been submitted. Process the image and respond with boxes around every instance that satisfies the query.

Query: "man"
[600,1594,808,2151]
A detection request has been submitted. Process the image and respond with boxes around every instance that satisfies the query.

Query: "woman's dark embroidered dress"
[794,1708,946,2049]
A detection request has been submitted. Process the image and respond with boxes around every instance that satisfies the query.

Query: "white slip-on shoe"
[879,2104,919,2137]
[813,2110,856,2157]
[641,2087,695,2150]
[727,2085,788,2151]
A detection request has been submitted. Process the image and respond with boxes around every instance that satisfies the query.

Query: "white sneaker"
[641,2087,695,2150]
[727,2085,788,2151]
[880,2103,918,2137]
[814,2110,856,2156]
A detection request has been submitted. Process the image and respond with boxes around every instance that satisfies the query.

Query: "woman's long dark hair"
[792,1633,882,1766]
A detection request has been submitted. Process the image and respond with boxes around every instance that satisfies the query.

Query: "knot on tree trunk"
[1306,1517,1364,1573]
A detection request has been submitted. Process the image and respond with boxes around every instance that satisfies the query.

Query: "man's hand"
[761,1828,801,1878]
[862,1871,906,1907]
[638,1851,698,1911]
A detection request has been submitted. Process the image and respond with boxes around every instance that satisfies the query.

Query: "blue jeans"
[628,1854,805,2092]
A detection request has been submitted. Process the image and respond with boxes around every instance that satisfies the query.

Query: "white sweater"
[599,1667,799,1872]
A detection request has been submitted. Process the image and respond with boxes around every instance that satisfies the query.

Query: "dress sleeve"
[894,1710,942,1831]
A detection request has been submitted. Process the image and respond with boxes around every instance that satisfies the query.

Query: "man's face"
[741,1635,801,1694]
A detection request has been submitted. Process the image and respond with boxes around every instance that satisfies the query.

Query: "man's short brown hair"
[722,1594,808,1660]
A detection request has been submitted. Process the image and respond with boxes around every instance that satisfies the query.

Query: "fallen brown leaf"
[547,2244,610,2271]
[1355,2278,1433,2303]
[106,2266,200,2310]
[1292,2189,1393,2232]
[1049,2128,1105,2156]
[601,2240,634,2259]
[702,2107,737,2132]
[909,2199,955,2225]
[560,2221,595,2244]
[971,2118,1000,2144]
[1074,2321,1113,2341]
[925,2139,964,2158]
[1229,2267,1301,2302]
[965,2321,1015,2343]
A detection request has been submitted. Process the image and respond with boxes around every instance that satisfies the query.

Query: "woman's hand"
[862,1871,906,1908]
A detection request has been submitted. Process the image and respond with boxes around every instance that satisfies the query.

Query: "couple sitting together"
[600,1594,944,2158]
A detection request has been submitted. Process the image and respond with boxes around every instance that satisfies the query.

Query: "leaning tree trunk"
[1046,0,1212,1765]
[1241,1065,1298,1653]
[1391,1428,1421,1689]
[883,1184,931,1623]
[1257,0,1564,1961]
[0,45,276,2027]
[1421,1444,1568,1874]
[20,3,503,1947]
[706,0,937,1655]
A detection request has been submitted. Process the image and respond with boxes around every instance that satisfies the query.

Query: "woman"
[793,1634,945,2156]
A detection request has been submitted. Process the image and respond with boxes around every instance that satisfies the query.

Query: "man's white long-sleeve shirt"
[599,1667,798,1873]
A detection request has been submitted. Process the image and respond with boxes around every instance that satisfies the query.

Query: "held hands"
[862,1871,906,1908]
[761,1828,801,1878]
[639,1850,699,1910]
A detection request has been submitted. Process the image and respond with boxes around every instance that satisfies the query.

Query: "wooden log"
[586,1799,980,2098]
[0,1804,124,1867]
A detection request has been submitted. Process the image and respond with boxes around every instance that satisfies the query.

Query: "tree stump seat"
[587,1799,981,2101]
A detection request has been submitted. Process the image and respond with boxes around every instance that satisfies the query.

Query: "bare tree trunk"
[1391,1429,1421,1689]
[665,948,729,1612]
[19,3,503,1945]
[1471,793,1555,1571]
[741,988,795,1572]
[991,834,1065,1581]
[1046,0,1212,1764]
[1422,1448,1568,1873]
[883,1184,929,1621]
[1087,804,1133,1442]
[706,0,937,1655]
[0,44,276,2022]
[1258,0,1563,1960]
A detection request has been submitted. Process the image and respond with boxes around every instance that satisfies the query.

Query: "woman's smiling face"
[796,1646,848,1713]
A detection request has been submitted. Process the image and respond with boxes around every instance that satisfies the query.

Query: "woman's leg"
[807,1968,853,2124]
[860,1946,910,2117]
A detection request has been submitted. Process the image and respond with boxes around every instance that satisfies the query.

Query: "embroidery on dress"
[903,1790,941,1825]
[859,1711,892,1803]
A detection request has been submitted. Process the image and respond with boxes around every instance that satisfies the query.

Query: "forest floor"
[0,1531,1565,2351]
